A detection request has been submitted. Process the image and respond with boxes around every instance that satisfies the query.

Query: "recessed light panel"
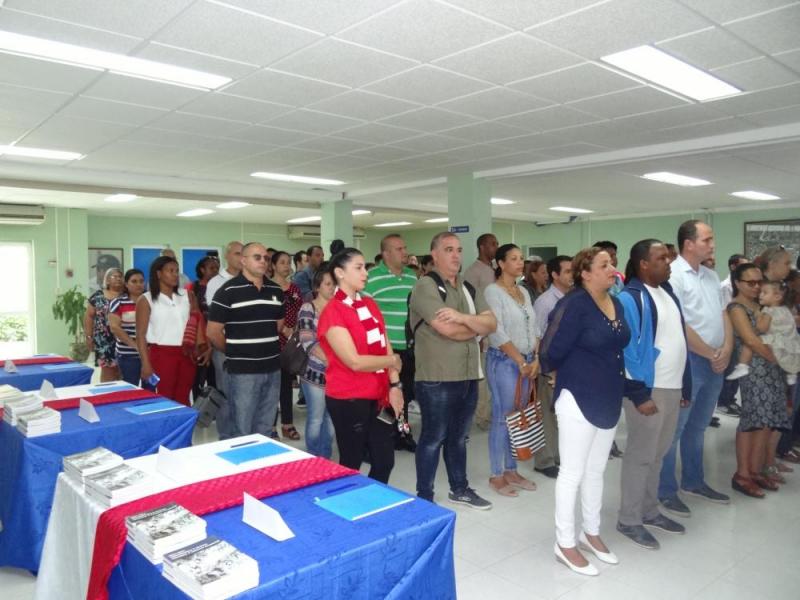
[0,144,83,161]
[730,191,780,201]
[641,172,712,187]
[177,208,214,217]
[287,216,322,224]
[375,221,412,227]
[104,194,137,203]
[251,172,345,186]
[216,201,250,209]
[490,197,515,205]
[549,206,594,214]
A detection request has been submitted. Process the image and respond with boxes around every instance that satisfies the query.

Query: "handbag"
[505,374,546,461]
[192,385,225,428]
[280,304,315,377]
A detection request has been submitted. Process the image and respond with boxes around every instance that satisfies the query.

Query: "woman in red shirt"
[318,248,404,483]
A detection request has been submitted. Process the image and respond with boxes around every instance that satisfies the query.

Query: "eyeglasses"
[739,280,762,286]
[244,254,267,262]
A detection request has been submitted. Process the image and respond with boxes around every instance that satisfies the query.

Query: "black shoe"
[610,441,624,458]
[716,404,740,418]
[535,466,559,479]
[395,434,417,453]
[617,523,660,549]
[709,416,721,428]
[643,513,685,534]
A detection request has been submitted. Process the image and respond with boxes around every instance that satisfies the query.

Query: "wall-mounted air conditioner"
[287,226,366,240]
[0,204,46,226]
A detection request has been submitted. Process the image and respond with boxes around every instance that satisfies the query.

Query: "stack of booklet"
[2,393,42,426]
[84,463,155,508]
[162,536,259,600]
[126,503,207,564]
[16,406,61,437]
[0,384,24,407]
[63,447,124,488]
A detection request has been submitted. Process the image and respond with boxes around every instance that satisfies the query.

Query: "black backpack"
[405,271,476,352]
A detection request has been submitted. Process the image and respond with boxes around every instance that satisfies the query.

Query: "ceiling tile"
[338,0,511,62]
[379,107,480,132]
[346,145,419,161]
[482,132,564,152]
[0,54,101,95]
[711,57,799,91]
[650,117,761,143]
[334,123,419,144]
[677,0,797,24]
[4,0,195,38]
[270,39,416,87]
[774,48,800,71]
[0,84,72,127]
[218,0,403,34]
[390,134,471,153]
[75,140,233,174]
[725,4,800,55]
[537,142,612,159]
[19,115,134,153]
[426,143,518,166]
[307,91,420,121]
[657,27,762,71]
[612,103,730,130]
[528,0,709,58]
[741,103,800,126]
[709,82,800,115]
[437,87,551,119]
[135,43,258,82]
[180,93,292,123]
[435,33,582,85]
[202,149,332,176]
[445,0,609,30]
[228,125,315,146]
[441,120,533,143]
[363,65,492,104]
[153,1,321,65]
[289,136,375,154]
[144,112,248,137]
[568,86,688,119]
[83,74,204,110]
[224,70,349,107]
[509,62,641,103]
[262,109,364,135]
[58,97,166,127]
[293,154,382,175]
[497,105,604,132]
[123,128,275,156]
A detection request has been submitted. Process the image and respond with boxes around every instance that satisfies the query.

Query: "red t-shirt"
[317,296,389,402]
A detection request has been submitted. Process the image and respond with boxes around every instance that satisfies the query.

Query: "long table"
[0,382,197,571]
[35,437,457,600]
[0,360,93,391]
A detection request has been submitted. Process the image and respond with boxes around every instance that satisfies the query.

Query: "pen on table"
[230,440,259,448]
[325,483,358,495]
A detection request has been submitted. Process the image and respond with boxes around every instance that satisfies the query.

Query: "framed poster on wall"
[181,246,221,282]
[88,247,123,294]
[744,220,800,265]
[131,246,163,287]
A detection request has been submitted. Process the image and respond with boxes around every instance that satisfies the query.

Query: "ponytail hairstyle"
[327,248,363,282]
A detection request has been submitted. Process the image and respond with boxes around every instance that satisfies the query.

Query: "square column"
[447,173,492,267]
[321,200,353,254]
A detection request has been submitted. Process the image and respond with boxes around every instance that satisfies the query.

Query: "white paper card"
[4,360,17,373]
[242,493,294,541]
[39,379,57,400]
[78,398,100,423]
[156,445,205,484]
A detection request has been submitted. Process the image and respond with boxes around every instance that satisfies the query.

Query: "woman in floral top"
[84,267,124,381]
[271,251,304,440]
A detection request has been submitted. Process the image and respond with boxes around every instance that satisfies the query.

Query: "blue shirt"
[294,265,315,302]
[533,285,564,340]
[540,287,631,429]
[668,255,724,348]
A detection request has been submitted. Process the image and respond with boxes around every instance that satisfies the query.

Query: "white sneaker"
[726,363,750,380]
[787,373,797,386]
[407,400,421,415]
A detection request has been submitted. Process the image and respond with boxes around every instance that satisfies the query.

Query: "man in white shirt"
[658,221,733,517]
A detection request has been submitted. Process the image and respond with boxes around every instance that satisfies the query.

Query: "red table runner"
[3,355,71,366]
[86,457,356,600]
[0,389,162,421]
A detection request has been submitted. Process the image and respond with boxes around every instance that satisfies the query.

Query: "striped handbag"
[505,374,546,461]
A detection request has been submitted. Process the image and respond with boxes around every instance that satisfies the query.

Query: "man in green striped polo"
[365,233,419,452]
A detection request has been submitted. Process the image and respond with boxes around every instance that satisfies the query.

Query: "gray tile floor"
[3,401,798,600]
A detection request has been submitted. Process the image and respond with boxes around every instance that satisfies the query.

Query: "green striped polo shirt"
[364,263,417,351]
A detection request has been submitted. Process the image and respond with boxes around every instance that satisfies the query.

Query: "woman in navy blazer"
[540,247,631,576]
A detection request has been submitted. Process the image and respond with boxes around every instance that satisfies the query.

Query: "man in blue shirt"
[658,220,733,517]
[293,245,324,302]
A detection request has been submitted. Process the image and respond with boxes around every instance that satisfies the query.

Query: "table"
[0,382,197,572]
[35,437,456,600]
[0,361,93,391]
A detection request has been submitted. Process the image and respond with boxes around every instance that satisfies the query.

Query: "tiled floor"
[3,403,798,599]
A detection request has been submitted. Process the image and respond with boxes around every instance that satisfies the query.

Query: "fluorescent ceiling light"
[490,197,515,205]
[251,172,345,186]
[641,171,712,187]
[287,216,321,224]
[375,221,412,227]
[0,30,230,90]
[601,45,741,102]
[730,190,781,201]
[0,144,83,161]
[425,217,449,223]
[177,208,214,217]
[104,194,137,203]
[351,209,372,216]
[550,206,594,214]
[216,201,250,209]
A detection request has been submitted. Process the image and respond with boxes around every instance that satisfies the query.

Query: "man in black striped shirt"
[207,242,285,438]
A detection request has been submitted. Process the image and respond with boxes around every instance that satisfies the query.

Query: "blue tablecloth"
[108,475,456,600]
[0,400,197,571]
[0,362,93,391]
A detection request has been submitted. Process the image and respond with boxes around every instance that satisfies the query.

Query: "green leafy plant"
[52,286,90,361]
[0,315,28,342]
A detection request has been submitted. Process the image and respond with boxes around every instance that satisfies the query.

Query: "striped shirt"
[208,274,285,374]
[363,263,417,351]
[108,294,138,357]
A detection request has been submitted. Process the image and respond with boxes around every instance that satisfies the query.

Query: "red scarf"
[86,457,355,600]
[334,288,387,357]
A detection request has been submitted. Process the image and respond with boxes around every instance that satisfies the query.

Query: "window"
[0,242,34,358]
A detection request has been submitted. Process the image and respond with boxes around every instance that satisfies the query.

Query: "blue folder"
[41,363,87,370]
[88,383,137,394]
[315,483,414,521]
[215,441,291,465]
[123,399,184,415]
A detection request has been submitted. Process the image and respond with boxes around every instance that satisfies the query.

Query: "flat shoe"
[731,474,764,498]
[489,479,518,497]
[776,462,793,473]
[554,543,598,577]
[504,473,536,491]
[579,531,619,565]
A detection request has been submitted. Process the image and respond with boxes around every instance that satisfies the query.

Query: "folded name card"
[3,360,16,373]
[243,493,294,541]
[78,398,100,423]
[39,379,57,400]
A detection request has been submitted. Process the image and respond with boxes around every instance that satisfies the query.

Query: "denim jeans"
[659,352,723,499]
[226,370,281,437]
[301,380,334,458]
[486,348,533,476]
[117,353,142,387]
[415,379,478,500]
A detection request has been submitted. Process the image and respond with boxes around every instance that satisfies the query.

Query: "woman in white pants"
[539,247,631,575]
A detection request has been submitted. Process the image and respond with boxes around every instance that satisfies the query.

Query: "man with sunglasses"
[207,242,285,438]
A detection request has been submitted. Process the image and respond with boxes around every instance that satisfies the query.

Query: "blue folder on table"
[315,483,414,521]
[215,441,291,465]
[88,384,137,394]
[123,399,184,415]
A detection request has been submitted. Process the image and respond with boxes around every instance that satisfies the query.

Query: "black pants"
[399,349,416,421]
[326,397,394,484]
[273,368,295,426]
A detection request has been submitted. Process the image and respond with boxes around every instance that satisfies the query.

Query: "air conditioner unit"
[0,204,46,226]
[287,226,367,240]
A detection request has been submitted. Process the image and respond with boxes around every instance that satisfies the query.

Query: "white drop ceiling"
[0,0,798,225]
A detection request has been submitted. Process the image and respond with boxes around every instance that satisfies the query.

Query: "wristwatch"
[389,381,403,390]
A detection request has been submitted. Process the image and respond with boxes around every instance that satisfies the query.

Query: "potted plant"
[52,286,90,362]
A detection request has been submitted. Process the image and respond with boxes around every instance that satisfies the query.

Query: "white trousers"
[554,390,617,547]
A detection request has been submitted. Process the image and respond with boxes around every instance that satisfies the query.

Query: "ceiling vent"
[287,225,366,240]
